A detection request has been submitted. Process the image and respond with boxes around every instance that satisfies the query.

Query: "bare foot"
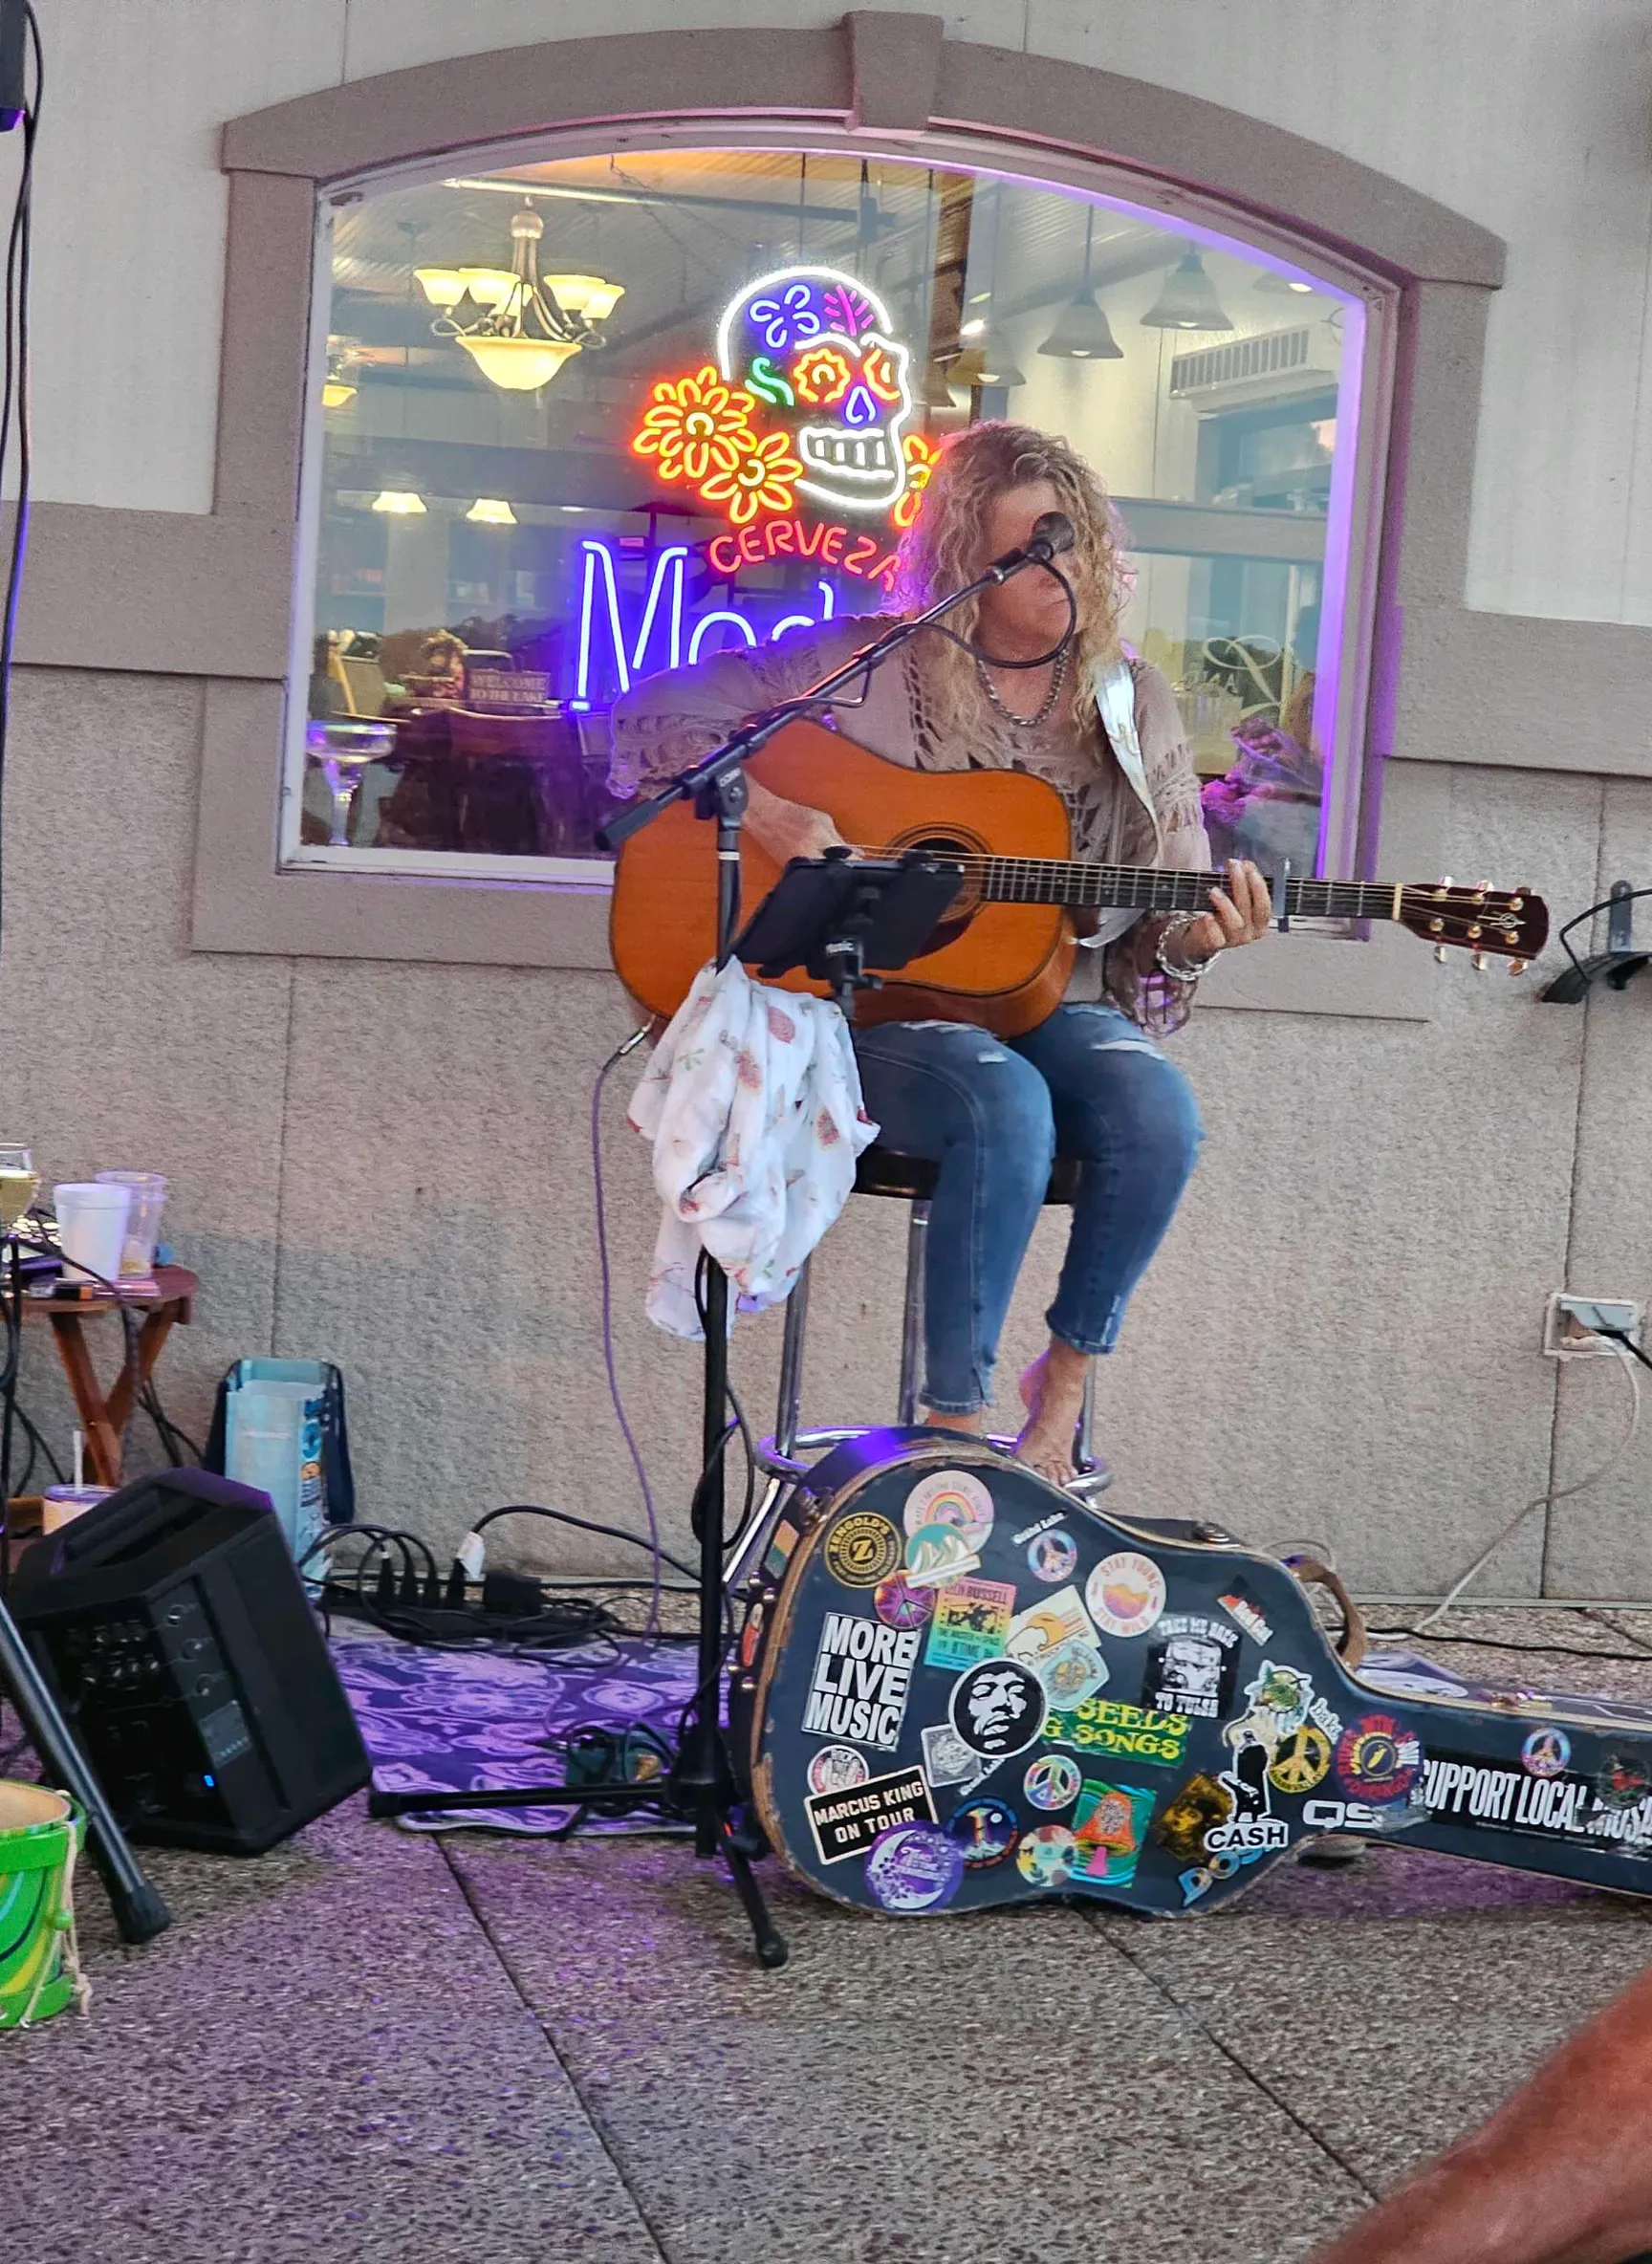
[921,1406,989,1440]
[1016,1341,1090,1486]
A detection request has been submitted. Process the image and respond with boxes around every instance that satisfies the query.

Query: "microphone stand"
[377,541,1074,1966]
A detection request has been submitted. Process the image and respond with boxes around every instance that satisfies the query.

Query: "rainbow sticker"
[902,1469,994,1553]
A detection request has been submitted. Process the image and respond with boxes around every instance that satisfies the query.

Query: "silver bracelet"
[1154,914,1208,986]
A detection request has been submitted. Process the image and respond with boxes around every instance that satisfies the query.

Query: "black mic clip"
[983,510,1076,583]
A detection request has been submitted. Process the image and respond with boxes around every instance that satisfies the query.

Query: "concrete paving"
[6,1608,1652,2264]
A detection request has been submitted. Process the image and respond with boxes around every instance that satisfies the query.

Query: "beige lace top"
[608,617,1212,1031]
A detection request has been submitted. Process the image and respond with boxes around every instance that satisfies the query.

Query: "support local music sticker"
[924,1577,1016,1671]
[802,1611,921,1750]
[1086,1552,1166,1640]
[806,1763,934,1865]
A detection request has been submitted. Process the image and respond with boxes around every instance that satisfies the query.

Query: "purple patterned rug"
[331,1626,699,1835]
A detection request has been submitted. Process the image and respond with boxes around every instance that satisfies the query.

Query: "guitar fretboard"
[980,859,1402,922]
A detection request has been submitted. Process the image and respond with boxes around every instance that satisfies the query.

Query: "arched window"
[291,139,1392,888]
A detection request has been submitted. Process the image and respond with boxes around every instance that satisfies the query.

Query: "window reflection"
[296,150,1364,878]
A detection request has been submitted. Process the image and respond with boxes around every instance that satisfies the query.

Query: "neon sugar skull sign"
[630,265,915,525]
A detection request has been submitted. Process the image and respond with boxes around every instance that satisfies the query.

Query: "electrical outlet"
[1543,1293,1644,1359]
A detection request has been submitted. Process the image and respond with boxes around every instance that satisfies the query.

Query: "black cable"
[1555,885,1652,986]
[469,1501,704,1589]
[1594,1324,1652,1376]
[1369,1628,1652,1664]
[0,1,38,984]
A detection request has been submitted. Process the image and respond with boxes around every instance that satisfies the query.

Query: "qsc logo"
[1303,1797,1385,1832]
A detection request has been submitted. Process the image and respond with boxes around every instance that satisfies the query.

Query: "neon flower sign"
[630,265,916,527]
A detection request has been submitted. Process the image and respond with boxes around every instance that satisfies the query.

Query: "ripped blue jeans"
[853,1006,1204,1414]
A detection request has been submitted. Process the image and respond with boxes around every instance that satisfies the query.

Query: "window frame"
[282,119,1399,895]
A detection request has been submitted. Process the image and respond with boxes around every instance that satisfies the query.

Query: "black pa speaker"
[11,1468,370,1853]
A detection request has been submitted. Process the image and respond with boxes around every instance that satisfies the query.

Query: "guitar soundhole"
[895,832,983,951]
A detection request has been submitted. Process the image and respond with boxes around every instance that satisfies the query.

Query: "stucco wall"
[5,0,1652,1600]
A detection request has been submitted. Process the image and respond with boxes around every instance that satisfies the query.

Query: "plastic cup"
[52,1182,132,1289]
[41,1486,112,1534]
[93,1170,168,1278]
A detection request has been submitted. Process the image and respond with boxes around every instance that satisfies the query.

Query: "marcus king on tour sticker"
[806,1763,935,1865]
[824,1512,902,1589]
[803,1612,920,1750]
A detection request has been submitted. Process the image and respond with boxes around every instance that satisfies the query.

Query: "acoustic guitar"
[729,1432,1652,1919]
[609,718,1549,1036]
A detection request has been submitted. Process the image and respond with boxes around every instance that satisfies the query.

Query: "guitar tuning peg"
[1471,951,1491,972]
[1433,945,1449,965]
[1508,959,1528,976]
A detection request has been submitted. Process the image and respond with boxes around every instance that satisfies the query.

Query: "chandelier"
[425,207,622,393]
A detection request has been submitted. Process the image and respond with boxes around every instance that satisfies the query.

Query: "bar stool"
[749,1143,1107,1534]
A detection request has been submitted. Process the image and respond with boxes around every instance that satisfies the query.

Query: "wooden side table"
[6,1264,199,1488]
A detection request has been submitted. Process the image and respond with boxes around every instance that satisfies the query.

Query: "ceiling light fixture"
[431,207,623,394]
[1038,210,1123,360]
[466,496,517,525]
[1141,245,1234,332]
[1254,269,1317,296]
[371,490,425,515]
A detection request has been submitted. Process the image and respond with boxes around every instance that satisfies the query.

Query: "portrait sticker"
[948,1657,1048,1759]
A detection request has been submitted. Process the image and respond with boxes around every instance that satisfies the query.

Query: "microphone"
[983,511,1076,582]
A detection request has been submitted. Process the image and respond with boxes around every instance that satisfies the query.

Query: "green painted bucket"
[0,1780,84,2030]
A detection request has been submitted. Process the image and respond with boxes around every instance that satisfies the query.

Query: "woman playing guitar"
[609,423,1272,1483]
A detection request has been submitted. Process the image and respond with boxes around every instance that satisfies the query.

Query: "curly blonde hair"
[892,422,1130,751]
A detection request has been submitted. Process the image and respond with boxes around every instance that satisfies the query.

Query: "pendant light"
[1038,210,1123,360]
[952,188,1025,389]
[1254,268,1317,297]
[466,497,516,525]
[431,206,622,394]
[1141,245,1234,332]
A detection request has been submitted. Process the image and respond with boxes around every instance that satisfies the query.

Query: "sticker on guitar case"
[921,1719,986,1790]
[1024,1753,1082,1812]
[863,1820,963,1912]
[1521,1727,1572,1780]
[949,1658,1047,1760]
[1070,1779,1157,1888]
[823,1512,902,1589]
[1006,1585,1098,1665]
[904,1522,980,1589]
[1142,1614,1239,1721]
[801,1612,921,1750]
[1015,1822,1078,1885]
[1336,1713,1423,1804]
[873,1570,934,1631]
[1044,1696,1189,1770]
[1026,1527,1078,1584]
[1153,1773,1232,1864]
[1086,1552,1166,1640]
[807,1744,871,1797]
[949,1795,1018,1868]
[924,1577,1016,1671]
[902,1469,994,1552]
[807,1763,935,1865]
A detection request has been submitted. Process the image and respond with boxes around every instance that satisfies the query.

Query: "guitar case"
[728,1431,1652,1919]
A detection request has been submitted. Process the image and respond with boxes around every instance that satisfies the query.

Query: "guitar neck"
[983,859,1400,923]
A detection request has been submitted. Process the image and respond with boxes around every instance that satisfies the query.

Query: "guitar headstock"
[1397,880,1549,971]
